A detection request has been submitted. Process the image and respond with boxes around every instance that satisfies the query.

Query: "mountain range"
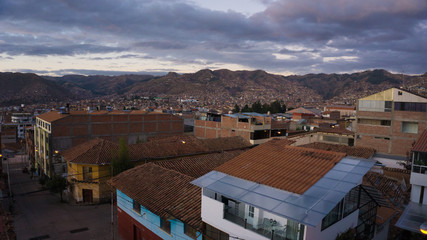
[0,69,426,106]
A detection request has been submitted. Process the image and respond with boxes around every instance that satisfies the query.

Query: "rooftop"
[193,155,375,227]
[153,150,245,179]
[36,110,163,122]
[214,139,346,194]
[62,138,119,164]
[412,129,427,152]
[110,150,244,230]
[300,142,375,159]
[110,163,201,229]
[129,135,251,160]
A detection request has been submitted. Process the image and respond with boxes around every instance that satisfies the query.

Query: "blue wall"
[117,190,202,240]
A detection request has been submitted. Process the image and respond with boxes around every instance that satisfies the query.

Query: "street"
[7,155,121,240]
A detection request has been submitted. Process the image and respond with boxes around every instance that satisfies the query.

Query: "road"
[8,155,122,240]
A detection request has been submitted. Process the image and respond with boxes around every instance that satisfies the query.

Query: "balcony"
[223,206,296,240]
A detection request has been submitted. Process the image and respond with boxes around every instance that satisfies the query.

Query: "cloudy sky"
[1,0,426,76]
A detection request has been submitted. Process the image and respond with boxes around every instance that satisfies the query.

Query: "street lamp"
[421,222,427,235]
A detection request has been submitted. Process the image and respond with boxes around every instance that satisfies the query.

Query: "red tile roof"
[62,138,119,164]
[153,150,246,178]
[412,129,427,152]
[110,150,244,230]
[215,139,346,194]
[37,110,158,122]
[300,142,375,159]
[110,163,202,229]
[129,136,251,160]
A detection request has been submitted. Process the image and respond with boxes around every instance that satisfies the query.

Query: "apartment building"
[355,88,427,156]
[194,112,287,145]
[11,112,33,139]
[192,139,381,240]
[35,110,184,177]
[396,130,427,236]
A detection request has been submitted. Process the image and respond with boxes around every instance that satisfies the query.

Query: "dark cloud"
[0,0,426,74]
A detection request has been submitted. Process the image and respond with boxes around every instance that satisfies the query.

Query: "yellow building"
[63,138,119,203]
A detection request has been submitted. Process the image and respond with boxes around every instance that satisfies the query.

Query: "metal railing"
[223,206,288,240]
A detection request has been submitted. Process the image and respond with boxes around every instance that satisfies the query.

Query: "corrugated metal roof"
[412,129,427,152]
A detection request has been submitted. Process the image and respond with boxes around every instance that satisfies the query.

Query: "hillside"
[0,72,89,106]
[0,69,426,106]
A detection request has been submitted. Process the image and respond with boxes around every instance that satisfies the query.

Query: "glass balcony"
[223,205,297,240]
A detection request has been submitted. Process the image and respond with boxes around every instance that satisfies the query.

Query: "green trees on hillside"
[234,100,286,114]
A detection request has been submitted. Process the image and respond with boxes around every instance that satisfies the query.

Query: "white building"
[192,140,382,240]
[396,130,427,235]
[11,112,33,139]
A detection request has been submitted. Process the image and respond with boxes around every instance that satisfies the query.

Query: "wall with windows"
[116,190,202,240]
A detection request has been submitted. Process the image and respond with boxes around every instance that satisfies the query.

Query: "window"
[413,151,427,174]
[323,135,340,143]
[248,205,254,218]
[160,218,171,233]
[394,102,427,112]
[133,200,141,214]
[358,119,391,126]
[402,122,418,134]
[184,223,197,238]
[322,200,343,230]
[83,166,93,181]
[385,101,392,112]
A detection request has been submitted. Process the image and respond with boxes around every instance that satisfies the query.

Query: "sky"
[0,0,426,76]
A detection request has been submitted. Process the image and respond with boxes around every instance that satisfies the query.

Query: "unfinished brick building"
[355,88,427,156]
[35,110,184,177]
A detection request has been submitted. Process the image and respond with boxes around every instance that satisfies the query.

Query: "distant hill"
[0,72,88,106]
[45,74,154,95]
[0,69,425,106]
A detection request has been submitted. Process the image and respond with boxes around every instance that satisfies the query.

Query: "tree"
[242,104,250,112]
[46,175,67,202]
[233,104,240,113]
[112,138,133,176]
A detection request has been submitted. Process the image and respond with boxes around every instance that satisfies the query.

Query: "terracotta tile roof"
[300,142,375,159]
[376,206,399,225]
[37,111,69,122]
[215,139,346,194]
[129,135,208,159]
[110,163,202,229]
[129,136,252,160]
[200,136,252,152]
[62,138,119,164]
[363,172,410,206]
[37,110,157,122]
[153,150,246,178]
[110,146,245,229]
[412,129,427,152]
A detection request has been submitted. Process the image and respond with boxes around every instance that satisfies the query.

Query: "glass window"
[160,218,171,233]
[133,200,141,214]
[322,200,343,230]
[184,224,197,238]
[402,122,418,134]
[248,205,255,218]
